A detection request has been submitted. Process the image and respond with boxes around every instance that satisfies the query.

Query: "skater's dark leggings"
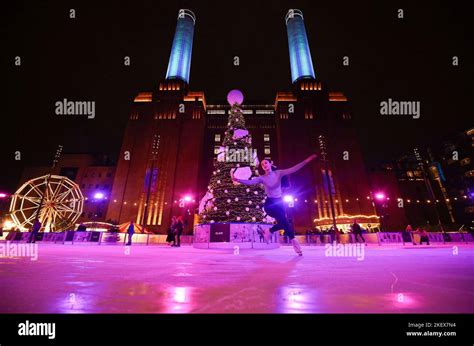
[354,232,365,243]
[264,197,295,239]
[175,230,182,246]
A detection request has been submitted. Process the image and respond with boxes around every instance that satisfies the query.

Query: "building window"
[215,134,221,142]
[264,145,271,155]
[264,134,270,142]
[214,146,220,155]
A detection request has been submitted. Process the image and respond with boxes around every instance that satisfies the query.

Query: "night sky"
[2,0,472,192]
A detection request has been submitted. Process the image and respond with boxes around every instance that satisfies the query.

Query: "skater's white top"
[234,160,308,198]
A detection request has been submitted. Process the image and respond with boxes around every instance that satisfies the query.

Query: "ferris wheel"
[9,175,84,232]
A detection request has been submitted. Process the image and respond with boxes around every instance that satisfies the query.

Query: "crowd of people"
[305,220,368,244]
[124,216,188,247]
[4,215,433,248]
[404,225,431,245]
[303,221,433,245]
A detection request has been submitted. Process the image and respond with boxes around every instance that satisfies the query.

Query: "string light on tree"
[198,89,267,223]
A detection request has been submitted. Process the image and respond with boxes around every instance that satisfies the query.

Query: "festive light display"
[9,175,84,232]
[165,9,196,84]
[198,92,268,223]
[112,194,470,207]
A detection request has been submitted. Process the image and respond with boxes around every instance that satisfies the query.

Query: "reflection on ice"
[277,285,319,313]
[57,292,91,313]
[164,286,195,313]
[390,292,419,309]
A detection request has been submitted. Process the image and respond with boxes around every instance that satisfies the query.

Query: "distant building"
[369,128,473,231]
[429,128,473,227]
[106,9,378,233]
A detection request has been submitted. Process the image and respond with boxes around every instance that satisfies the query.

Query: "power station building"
[105,9,379,233]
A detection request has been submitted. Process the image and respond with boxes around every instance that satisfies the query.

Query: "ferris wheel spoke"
[19,206,40,212]
[29,184,45,198]
[39,207,50,222]
[55,204,76,214]
[56,189,72,202]
[18,195,41,205]
[24,212,37,225]
[51,179,64,199]
[67,196,83,203]
[51,210,59,228]
[41,208,50,223]
[46,209,56,229]
[47,183,56,199]
[54,207,73,219]
[45,183,55,201]
[58,192,72,204]
[58,204,77,217]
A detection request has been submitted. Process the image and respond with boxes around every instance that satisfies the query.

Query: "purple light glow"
[283,195,294,203]
[227,89,244,106]
[184,196,192,202]
[375,192,386,201]
[93,192,105,200]
[0,193,8,198]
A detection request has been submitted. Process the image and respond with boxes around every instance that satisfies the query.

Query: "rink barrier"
[193,223,280,249]
[1,231,473,246]
[378,232,403,244]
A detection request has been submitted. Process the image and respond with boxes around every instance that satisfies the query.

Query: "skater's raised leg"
[291,238,302,256]
[265,197,302,255]
[231,154,318,255]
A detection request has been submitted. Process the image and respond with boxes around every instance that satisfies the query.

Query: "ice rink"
[1,243,473,313]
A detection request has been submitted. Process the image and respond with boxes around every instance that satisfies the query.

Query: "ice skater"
[28,219,41,243]
[166,216,177,246]
[351,219,365,244]
[231,154,318,256]
[173,216,184,247]
[126,220,134,246]
[419,228,430,245]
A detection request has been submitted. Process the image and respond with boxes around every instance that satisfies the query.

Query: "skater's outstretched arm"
[279,154,317,176]
[231,171,262,185]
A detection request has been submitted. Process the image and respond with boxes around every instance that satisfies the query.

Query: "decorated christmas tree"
[199,90,269,223]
